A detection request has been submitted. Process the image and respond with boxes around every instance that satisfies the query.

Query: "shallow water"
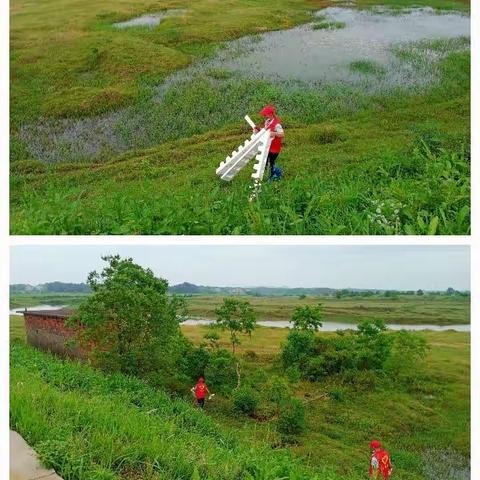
[211,7,469,82]
[19,7,470,163]
[113,9,187,28]
[10,307,469,331]
[9,304,67,316]
[182,318,470,332]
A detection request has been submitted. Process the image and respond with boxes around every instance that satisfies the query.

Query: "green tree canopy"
[214,298,257,353]
[290,304,323,331]
[71,255,186,375]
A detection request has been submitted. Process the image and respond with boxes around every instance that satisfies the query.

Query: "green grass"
[9,292,89,309]
[10,0,470,234]
[185,294,470,325]
[349,60,386,75]
[10,292,471,325]
[10,325,470,479]
[311,21,346,30]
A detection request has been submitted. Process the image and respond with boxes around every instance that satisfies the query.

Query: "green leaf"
[404,224,416,235]
[428,216,439,235]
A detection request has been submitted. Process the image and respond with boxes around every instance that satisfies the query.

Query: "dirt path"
[10,431,63,480]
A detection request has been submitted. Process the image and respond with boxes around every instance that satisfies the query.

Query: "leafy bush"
[285,366,301,383]
[281,330,315,369]
[281,320,428,383]
[204,349,238,394]
[182,346,211,381]
[278,398,306,437]
[328,387,347,402]
[385,330,429,374]
[233,386,259,416]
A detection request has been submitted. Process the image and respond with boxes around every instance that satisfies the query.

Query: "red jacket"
[369,449,392,479]
[194,382,208,400]
[265,116,283,153]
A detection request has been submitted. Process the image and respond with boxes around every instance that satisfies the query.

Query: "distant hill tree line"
[10,282,91,294]
[10,281,469,297]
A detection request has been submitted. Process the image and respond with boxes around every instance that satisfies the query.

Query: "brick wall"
[24,311,86,359]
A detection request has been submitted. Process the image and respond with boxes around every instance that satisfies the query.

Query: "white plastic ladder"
[216,115,272,183]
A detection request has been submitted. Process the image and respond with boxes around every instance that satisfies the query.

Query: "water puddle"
[113,9,187,28]
[182,319,470,332]
[207,7,469,83]
[19,7,470,163]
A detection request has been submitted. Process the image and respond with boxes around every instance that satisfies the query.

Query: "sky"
[9,245,470,291]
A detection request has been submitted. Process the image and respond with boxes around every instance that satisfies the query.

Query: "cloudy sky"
[9,245,470,291]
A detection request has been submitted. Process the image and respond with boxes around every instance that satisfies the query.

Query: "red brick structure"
[23,309,86,359]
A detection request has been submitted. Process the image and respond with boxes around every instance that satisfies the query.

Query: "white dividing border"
[0,0,9,474]
[1,3,478,479]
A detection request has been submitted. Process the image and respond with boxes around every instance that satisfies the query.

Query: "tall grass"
[10,342,347,480]
[10,134,470,234]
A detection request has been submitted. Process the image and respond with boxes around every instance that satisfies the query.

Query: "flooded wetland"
[10,0,471,234]
[19,7,470,163]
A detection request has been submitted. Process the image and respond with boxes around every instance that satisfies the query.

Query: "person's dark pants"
[197,398,205,408]
[267,152,279,178]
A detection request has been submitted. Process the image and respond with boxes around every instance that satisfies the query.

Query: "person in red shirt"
[191,377,209,408]
[253,105,285,179]
[369,440,393,479]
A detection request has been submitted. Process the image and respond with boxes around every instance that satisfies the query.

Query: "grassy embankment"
[10,315,470,479]
[10,0,470,234]
[10,292,471,325]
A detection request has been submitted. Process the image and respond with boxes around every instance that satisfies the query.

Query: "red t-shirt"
[195,382,208,399]
[265,117,283,154]
[369,449,392,479]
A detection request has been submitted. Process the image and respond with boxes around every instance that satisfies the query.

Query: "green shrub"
[204,349,237,394]
[281,330,315,369]
[233,386,259,416]
[183,346,211,381]
[263,375,292,406]
[278,398,306,437]
[328,387,347,402]
[285,366,301,383]
[385,330,429,375]
[305,356,327,381]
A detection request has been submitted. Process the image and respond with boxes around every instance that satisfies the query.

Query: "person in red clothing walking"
[369,440,393,479]
[253,105,285,179]
[191,377,210,408]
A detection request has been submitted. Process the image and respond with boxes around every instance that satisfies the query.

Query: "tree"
[416,289,424,296]
[290,304,323,331]
[70,255,186,375]
[446,287,456,295]
[214,298,256,353]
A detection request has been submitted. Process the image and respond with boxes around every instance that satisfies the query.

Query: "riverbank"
[9,293,471,325]
[10,328,470,479]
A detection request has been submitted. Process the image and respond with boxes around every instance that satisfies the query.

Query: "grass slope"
[10,326,470,479]
[10,0,470,234]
